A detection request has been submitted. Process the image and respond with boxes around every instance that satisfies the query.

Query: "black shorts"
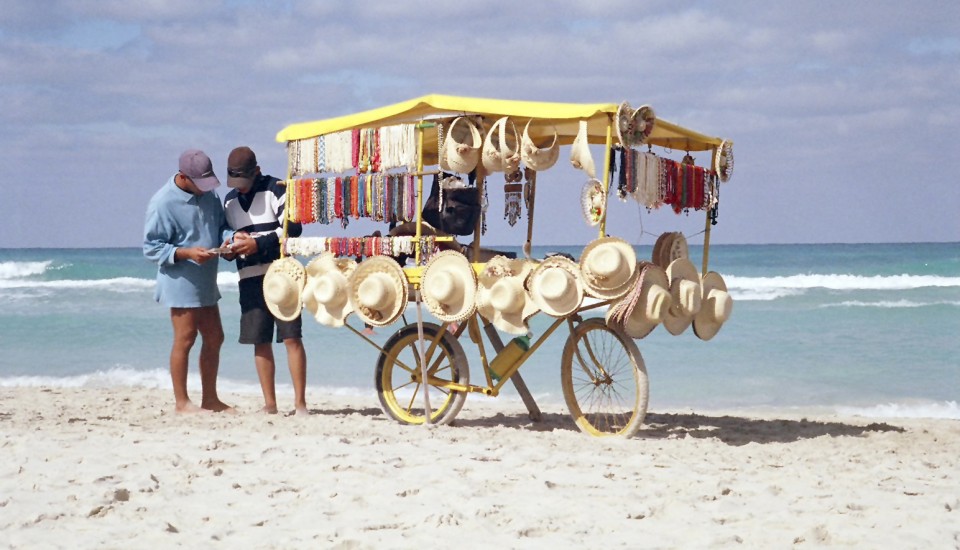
[238,275,303,344]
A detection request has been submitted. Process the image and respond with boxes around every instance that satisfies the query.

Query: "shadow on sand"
[307,405,905,446]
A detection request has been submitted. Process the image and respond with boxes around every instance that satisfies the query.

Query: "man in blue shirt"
[144,149,236,413]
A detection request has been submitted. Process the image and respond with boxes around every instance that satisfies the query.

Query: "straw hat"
[440,116,482,174]
[715,139,734,182]
[651,231,689,268]
[662,258,702,335]
[303,253,356,327]
[605,262,672,339]
[693,271,733,341]
[569,120,596,179]
[263,257,306,322]
[476,256,538,335]
[580,178,605,227]
[349,256,408,327]
[421,250,477,323]
[528,256,584,317]
[520,120,559,171]
[580,237,638,300]
[481,117,521,174]
[616,102,657,148]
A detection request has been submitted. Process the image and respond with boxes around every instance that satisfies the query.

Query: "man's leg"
[254,343,278,414]
[194,305,232,412]
[284,338,308,416]
[169,308,202,413]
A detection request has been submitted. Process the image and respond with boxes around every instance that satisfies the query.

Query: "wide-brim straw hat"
[421,250,477,323]
[693,271,733,341]
[481,117,521,174]
[606,262,672,339]
[569,120,596,179]
[349,256,408,327]
[263,257,306,322]
[715,139,734,182]
[529,256,584,317]
[651,231,689,268]
[303,253,356,327]
[579,237,638,300]
[663,258,702,335]
[580,178,605,227]
[615,101,635,149]
[616,102,657,148]
[476,256,538,335]
[440,116,482,174]
[521,120,559,171]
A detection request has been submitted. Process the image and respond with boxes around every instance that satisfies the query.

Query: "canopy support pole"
[599,115,614,238]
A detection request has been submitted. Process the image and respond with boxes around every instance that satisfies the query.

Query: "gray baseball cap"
[178,149,221,192]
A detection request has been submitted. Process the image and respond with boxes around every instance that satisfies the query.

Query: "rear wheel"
[375,322,469,425]
[561,318,648,437]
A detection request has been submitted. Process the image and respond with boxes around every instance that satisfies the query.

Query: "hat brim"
[421,250,477,323]
[580,237,638,299]
[350,257,408,327]
[263,257,306,322]
[621,264,670,339]
[476,257,538,334]
[693,272,731,341]
[303,273,354,328]
[227,175,254,189]
[193,175,221,192]
[529,257,584,317]
[663,258,701,335]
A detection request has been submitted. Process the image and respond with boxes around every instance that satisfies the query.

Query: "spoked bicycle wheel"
[561,318,649,437]
[375,322,470,426]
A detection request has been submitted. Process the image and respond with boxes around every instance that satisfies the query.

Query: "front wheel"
[561,318,649,437]
[375,322,469,425]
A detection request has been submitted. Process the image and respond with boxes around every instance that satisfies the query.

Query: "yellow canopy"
[275,94,727,152]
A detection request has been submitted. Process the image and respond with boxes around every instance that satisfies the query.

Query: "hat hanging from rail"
[528,256,584,317]
[302,253,357,327]
[693,271,733,341]
[606,261,673,339]
[349,256,409,327]
[651,231,689,269]
[615,102,657,149]
[579,237,638,300]
[439,116,482,174]
[662,257,702,335]
[420,250,478,324]
[476,256,538,335]
[520,120,560,171]
[481,117,521,174]
[715,139,734,182]
[580,178,605,227]
[263,257,306,322]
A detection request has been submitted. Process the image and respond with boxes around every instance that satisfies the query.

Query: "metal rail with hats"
[268,94,735,437]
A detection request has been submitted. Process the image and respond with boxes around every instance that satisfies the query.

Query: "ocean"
[1,243,957,419]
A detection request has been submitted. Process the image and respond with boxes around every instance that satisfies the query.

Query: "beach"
[2,387,957,548]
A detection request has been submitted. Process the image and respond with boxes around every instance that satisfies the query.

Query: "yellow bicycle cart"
[275,94,732,437]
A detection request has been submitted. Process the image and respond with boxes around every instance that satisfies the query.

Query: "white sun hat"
[579,237,638,300]
[440,116,482,174]
[569,120,596,179]
[303,253,357,327]
[662,257,702,335]
[606,261,672,339]
[481,117,521,174]
[580,178,606,227]
[421,250,477,323]
[693,271,733,341]
[263,257,306,322]
[651,231,689,268]
[528,256,584,317]
[476,256,538,335]
[520,119,560,171]
[349,256,409,327]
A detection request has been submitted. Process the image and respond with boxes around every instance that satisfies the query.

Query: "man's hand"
[219,239,238,261]
[231,233,259,256]
[177,247,216,265]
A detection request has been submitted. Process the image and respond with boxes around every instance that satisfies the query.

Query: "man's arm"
[143,203,178,266]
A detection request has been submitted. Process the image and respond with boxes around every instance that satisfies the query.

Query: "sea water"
[0,243,957,419]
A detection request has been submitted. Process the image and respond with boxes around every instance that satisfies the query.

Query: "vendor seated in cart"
[388,173,515,264]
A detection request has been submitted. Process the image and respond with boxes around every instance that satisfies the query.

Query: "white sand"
[1,387,958,548]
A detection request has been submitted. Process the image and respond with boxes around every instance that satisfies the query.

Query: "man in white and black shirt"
[224,146,308,416]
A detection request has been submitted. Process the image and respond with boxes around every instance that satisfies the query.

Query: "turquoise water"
[1,243,958,418]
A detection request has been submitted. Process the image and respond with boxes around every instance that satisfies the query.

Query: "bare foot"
[293,406,309,417]
[259,405,279,415]
[175,400,208,414]
[201,399,237,413]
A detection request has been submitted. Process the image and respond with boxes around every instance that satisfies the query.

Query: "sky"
[1,0,958,248]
